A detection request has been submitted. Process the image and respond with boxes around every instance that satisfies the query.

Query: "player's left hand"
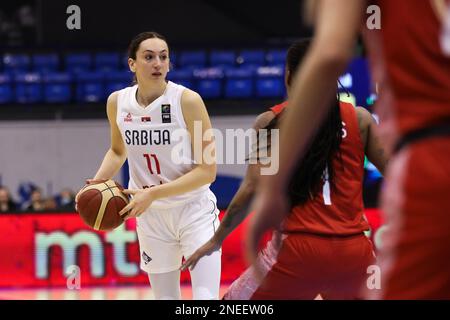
[180,238,221,271]
[119,188,155,219]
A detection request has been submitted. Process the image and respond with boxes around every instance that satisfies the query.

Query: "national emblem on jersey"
[161,104,171,113]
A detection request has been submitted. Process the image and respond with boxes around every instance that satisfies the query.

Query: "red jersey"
[364,0,450,148]
[276,102,369,235]
[270,101,288,116]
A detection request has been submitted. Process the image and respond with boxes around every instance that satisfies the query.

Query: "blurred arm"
[266,0,365,190]
[356,107,388,176]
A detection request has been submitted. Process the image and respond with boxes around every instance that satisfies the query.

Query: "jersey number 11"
[143,153,161,174]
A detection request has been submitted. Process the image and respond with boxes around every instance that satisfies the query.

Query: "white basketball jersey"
[116,81,211,209]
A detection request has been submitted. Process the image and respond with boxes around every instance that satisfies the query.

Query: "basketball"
[76,180,129,231]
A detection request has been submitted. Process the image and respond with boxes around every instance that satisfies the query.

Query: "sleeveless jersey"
[270,101,288,116]
[278,102,369,235]
[116,81,210,209]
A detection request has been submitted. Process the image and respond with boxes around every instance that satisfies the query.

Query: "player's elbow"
[202,163,217,184]
[110,147,127,163]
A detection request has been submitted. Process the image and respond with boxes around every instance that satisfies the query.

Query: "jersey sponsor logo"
[142,251,152,265]
[141,116,151,122]
[124,129,171,145]
[124,113,133,122]
[162,113,171,123]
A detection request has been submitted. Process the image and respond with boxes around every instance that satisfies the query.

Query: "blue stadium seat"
[104,70,133,96]
[43,72,72,103]
[0,73,13,104]
[65,53,92,74]
[75,71,105,103]
[169,52,177,69]
[224,68,254,99]
[14,72,43,103]
[32,54,59,73]
[121,54,130,70]
[193,67,224,99]
[237,50,265,69]
[266,49,287,65]
[2,54,31,73]
[167,69,195,90]
[94,52,120,71]
[209,50,236,68]
[178,51,207,69]
[255,66,285,98]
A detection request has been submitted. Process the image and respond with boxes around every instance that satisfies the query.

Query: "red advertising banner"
[0,209,385,288]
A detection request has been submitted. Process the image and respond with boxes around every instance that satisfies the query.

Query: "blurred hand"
[75,178,108,212]
[118,188,155,219]
[245,187,289,275]
[180,239,221,271]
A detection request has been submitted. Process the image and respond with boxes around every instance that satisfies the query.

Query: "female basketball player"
[76,32,221,300]
[181,39,388,299]
[249,0,450,300]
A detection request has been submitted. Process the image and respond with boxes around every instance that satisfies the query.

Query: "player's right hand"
[180,239,221,271]
[75,178,108,212]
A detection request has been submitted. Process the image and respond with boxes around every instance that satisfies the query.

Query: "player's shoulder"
[180,87,204,109]
[355,106,374,128]
[106,91,119,112]
[107,91,119,103]
[105,89,128,118]
[106,85,134,107]
[181,87,201,100]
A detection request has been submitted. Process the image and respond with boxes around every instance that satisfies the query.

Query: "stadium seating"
[94,52,120,72]
[14,72,42,103]
[32,54,59,73]
[255,66,285,98]
[166,69,195,90]
[75,71,105,103]
[2,54,31,73]
[178,51,207,69]
[209,50,236,69]
[65,53,92,74]
[0,48,293,104]
[193,67,224,99]
[0,73,13,104]
[237,49,265,70]
[266,49,287,65]
[104,70,134,96]
[43,72,72,103]
[224,68,254,99]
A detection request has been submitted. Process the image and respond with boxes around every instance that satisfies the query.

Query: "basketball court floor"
[0,285,231,300]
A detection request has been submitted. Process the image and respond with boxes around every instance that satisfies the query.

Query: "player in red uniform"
[181,40,388,299]
[248,0,450,299]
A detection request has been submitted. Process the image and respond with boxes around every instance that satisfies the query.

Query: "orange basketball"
[76,180,129,231]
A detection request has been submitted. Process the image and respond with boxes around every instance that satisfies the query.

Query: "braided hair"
[264,39,344,207]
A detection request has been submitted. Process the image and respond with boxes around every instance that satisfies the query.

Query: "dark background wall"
[1,0,311,50]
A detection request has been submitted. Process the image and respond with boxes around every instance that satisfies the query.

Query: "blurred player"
[76,31,221,300]
[248,0,450,299]
[182,40,388,299]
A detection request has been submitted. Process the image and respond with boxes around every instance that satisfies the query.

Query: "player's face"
[132,38,170,82]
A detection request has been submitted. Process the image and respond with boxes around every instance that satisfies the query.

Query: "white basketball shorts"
[136,190,221,274]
